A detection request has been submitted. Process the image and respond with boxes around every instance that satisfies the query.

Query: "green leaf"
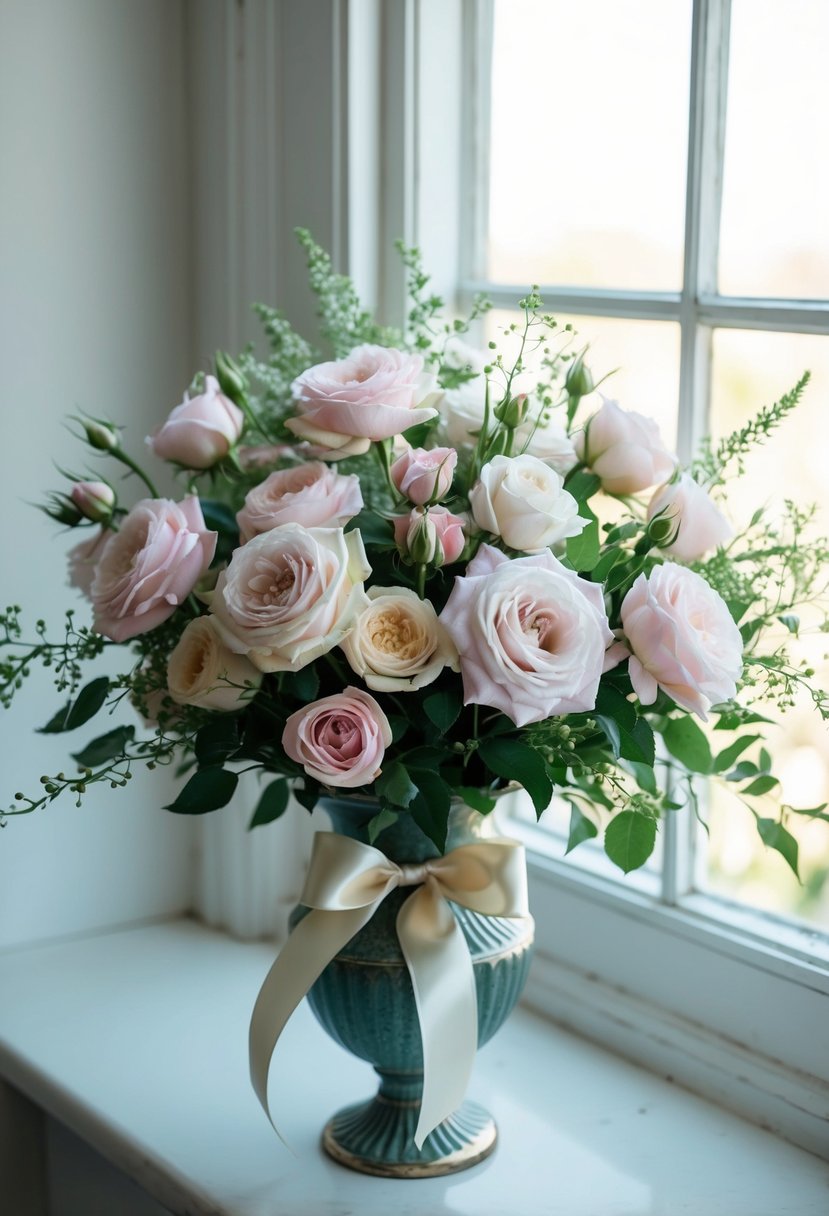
[756,818,800,880]
[71,725,135,767]
[39,677,110,733]
[164,767,239,814]
[200,499,240,564]
[195,717,240,768]
[713,735,761,773]
[409,769,453,852]
[478,737,552,817]
[566,471,601,502]
[725,599,751,625]
[423,687,464,735]
[566,517,601,572]
[347,510,396,549]
[38,701,73,733]
[375,761,419,808]
[742,775,779,797]
[565,804,598,854]
[627,761,657,795]
[367,807,399,844]
[662,717,712,774]
[281,665,320,703]
[594,686,654,766]
[604,811,657,873]
[591,546,625,583]
[726,760,759,782]
[248,779,290,829]
[786,803,829,824]
[402,417,440,449]
[777,613,799,635]
[455,786,497,815]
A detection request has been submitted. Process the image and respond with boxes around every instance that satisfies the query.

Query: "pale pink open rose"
[68,528,112,598]
[440,544,615,726]
[206,523,370,673]
[167,616,262,711]
[286,345,439,458]
[282,686,392,788]
[91,498,216,642]
[393,506,466,566]
[148,375,244,469]
[469,454,585,552]
[574,398,675,495]
[647,473,732,562]
[620,563,742,720]
[390,446,457,505]
[236,462,363,544]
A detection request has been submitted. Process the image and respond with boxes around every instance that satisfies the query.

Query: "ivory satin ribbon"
[249,831,529,1149]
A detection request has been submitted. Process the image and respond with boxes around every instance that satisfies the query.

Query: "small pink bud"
[71,481,115,523]
[390,446,458,505]
[393,505,466,567]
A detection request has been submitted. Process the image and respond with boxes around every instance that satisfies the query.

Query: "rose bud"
[214,349,248,401]
[565,349,594,402]
[574,398,675,495]
[70,481,115,524]
[646,473,732,562]
[80,418,119,452]
[43,493,83,527]
[148,375,245,469]
[394,506,465,567]
[390,446,458,505]
[493,392,529,429]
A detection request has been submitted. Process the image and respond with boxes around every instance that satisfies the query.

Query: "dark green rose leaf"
[248,778,290,829]
[742,775,779,797]
[71,725,135,768]
[409,769,453,853]
[195,716,240,768]
[423,687,464,735]
[367,806,399,844]
[566,516,601,572]
[713,735,761,773]
[164,767,238,814]
[39,677,110,733]
[565,804,598,854]
[604,811,657,873]
[756,818,800,880]
[455,786,497,815]
[375,761,419,808]
[478,736,552,817]
[662,717,712,774]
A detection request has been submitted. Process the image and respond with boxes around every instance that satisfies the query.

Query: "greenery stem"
[112,449,160,498]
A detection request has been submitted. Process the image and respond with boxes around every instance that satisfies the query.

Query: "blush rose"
[647,473,732,562]
[236,462,363,543]
[390,446,457,505]
[574,398,675,495]
[91,497,217,642]
[469,454,585,552]
[393,506,466,566]
[282,686,392,788]
[148,375,245,469]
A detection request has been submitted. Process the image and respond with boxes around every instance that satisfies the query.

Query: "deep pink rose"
[286,344,438,457]
[393,506,466,566]
[91,497,216,642]
[620,563,742,720]
[440,544,614,726]
[148,375,244,469]
[647,473,732,562]
[236,462,364,543]
[574,398,675,495]
[390,446,457,504]
[282,686,392,788]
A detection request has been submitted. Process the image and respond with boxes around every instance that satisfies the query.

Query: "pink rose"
[68,527,112,597]
[574,398,675,494]
[286,344,439,457]
[440,544,614,726]
[70,481,114,523]
[620,563,742,720]
[148,375,245,469]
[282,686,392,788]
[207,523,370,672]
[393,506,466,566]
[647,473,732,562]
[91,497,217,642]
[391,446,457,504]
[236,462,364,544]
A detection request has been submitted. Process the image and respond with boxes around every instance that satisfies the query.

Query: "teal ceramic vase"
[293,796,535,1178]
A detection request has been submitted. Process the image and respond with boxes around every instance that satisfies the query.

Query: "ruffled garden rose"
[469,454,585,552]
[68,527,112,597]
[574,398,675,495]
[440,544,614,726]
[647,473,732,562]
[282,687,392,788]
[390,446,457,505]
[91,498,216,642]
[286,345,439,458]
[393,506,466,566]
[167,616,262,711]
[620,563,742,719]
[207,523,370,672]
[148,375,244,469]
[236,462,363,543]
[341,586,459,692]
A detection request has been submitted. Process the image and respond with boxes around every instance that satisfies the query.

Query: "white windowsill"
[0,918,826,1216]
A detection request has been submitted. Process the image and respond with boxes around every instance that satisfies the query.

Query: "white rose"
[341,586,459,692]
[647,473,732,562]
[469,454,586,552]
[167,616,262,711]
[574,398,675,495]
[206,523,370,673]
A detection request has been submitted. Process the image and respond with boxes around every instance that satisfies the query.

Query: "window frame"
[431,0,829,1154]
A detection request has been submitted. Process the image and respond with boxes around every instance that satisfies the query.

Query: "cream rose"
[647,473,732,562]
[167,616,263,711]
[620,563,742,720]
[469,454,586,552]
[574,398,675,494]
[440,544,614,726]
[236,462,363,543]
[206,523,370,673]
[341,586,459,692]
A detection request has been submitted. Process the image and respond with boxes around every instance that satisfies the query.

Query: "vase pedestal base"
[321,1094,497,1178]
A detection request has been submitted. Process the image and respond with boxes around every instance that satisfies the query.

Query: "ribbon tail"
[397,884,478,1150]
[249,904,375,1132]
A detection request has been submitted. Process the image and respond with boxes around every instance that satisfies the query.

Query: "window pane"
[718,1,829,299]
[699,330,829,928]
[487,0,692,291]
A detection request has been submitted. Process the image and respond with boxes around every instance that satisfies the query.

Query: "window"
[448,0,829,1152]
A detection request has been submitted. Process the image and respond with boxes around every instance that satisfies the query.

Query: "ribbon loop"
[249,830,528,1151]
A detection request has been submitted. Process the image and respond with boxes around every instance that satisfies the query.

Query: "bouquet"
[3,231,827,880]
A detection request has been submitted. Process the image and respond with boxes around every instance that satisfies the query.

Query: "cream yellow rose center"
[366,605,431,664]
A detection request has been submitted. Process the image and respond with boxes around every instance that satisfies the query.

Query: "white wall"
[0,0,195,949]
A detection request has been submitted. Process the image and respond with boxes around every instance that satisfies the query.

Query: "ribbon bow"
[249,831,529,1149]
